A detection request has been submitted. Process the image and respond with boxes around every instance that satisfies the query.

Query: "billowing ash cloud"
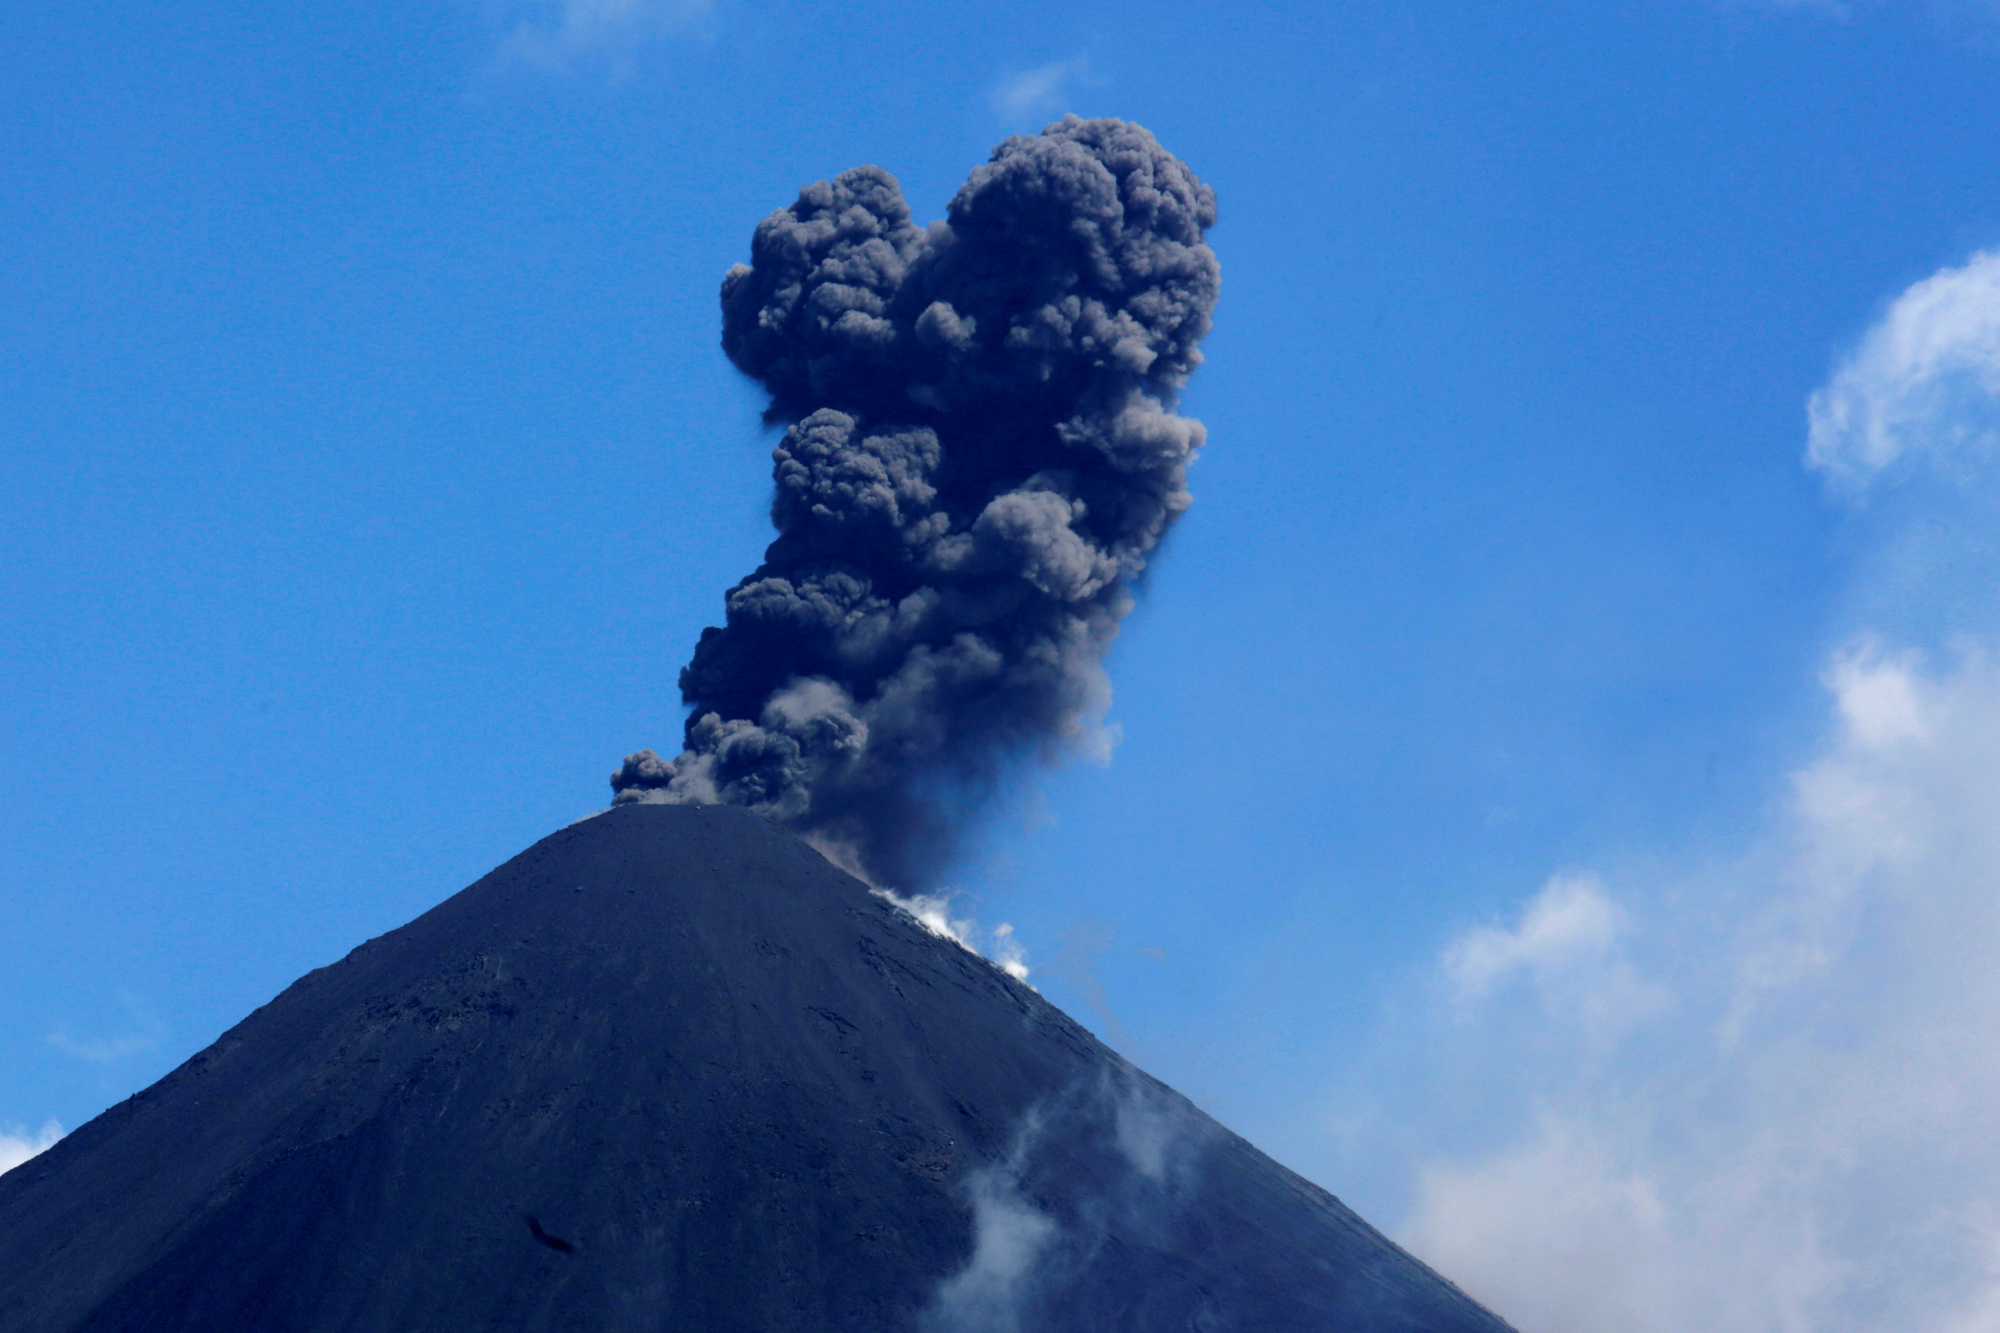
[612,116,1219,887]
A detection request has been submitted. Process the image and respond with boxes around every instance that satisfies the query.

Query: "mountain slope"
[0,803,1513,1332]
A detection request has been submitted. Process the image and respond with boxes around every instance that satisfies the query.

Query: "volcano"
[0,803,1513,1332]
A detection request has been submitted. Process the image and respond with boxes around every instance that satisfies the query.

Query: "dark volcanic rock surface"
[0,804,1513,1332]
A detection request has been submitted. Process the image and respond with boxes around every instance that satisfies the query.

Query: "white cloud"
[46,995,168,1067]
[1824,637,1932,747]
[921,1074,1208,1331]
[988,921,1030,983]
[1402,641,2000,1332]
[991,59,1092,125]
[488,0,711,76]
[0,1120,63,1176]
[1384,253,2000,1333]
[1404,1119,1674,1333]
[876,888,1032,983]
[1108,1071,1208,1185]
[47,1032,156,1063]
[923,1131,1059,1333]
[1446,872,1623,998]
[1444,872,1670,1050]
[1807,248,2000,494]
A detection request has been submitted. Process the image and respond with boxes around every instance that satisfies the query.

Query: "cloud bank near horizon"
[1391,251,2000,1333]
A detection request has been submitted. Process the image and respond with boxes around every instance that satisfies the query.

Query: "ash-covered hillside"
[0,804,1511,1332]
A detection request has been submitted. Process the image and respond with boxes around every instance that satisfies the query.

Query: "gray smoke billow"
[612,116,1219,888]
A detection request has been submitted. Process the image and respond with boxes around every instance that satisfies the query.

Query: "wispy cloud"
[1446,874,1622,1000]
[47,1032,156,1063]
[0,1121,63,1177]
[1381,252,2000,1333]
[991,59,1095,127]
[487,0,712,78]
[876,887,1032,982]
[923,1107,1060,1333]
[920,1073,1210,1332]
[47,994,168,1067]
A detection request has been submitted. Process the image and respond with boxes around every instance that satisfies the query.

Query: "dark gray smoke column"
[613,116,1219,888]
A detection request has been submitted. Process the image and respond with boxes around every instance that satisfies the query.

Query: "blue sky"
[8,2,2000,1327]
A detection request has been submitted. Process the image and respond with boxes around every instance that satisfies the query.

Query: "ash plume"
[612,116,1219,888]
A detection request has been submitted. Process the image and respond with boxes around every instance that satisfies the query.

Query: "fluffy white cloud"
[1405,1120,1673,1333]
[1807,248,2000,493]
[1403,640,2000,1332]
[0,1121,62,1177]
[1443,872,1670,1051]
[1390,254,2000,1333]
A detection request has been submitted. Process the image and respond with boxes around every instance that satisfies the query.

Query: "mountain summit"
[0,804,1513,1332]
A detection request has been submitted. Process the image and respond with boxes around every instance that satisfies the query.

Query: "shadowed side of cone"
[0,804,1513,1332]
